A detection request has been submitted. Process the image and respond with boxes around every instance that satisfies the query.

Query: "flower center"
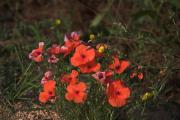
[81,54,86,59]
[115,91,121,95]
[98,73,104,79]
[48,91,53,95]
[75,90,79,94]
[115,65,120,70]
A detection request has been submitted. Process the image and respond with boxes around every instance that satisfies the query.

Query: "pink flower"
[48,55,59,63]
[44,70,53,79]
[92,70,113,84]
[41,70,53,85]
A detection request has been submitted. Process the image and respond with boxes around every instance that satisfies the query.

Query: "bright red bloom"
[79,61,100,73]
[106,80,130,107]
[65,82,87,103]
[39,91,50,103]
[92,70,113,84]
[109,57,130,74]
[39,80,56,103]
[48,44,61,55]
[59,45,72,57]
[29,42,44,62]
[61,70,78,84]
[60,32,81,57]
[43,80,56,96]
[70,44,95,67]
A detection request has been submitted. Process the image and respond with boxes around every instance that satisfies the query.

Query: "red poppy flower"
[39,91,50,103]
[65,82,87,103]
[61,70,79,84]
[70,44,95,67]
[29,42,44,62]
[39,80,56,103]
[79,61,100,73]
[64,37,80,49]
[48,44,61,55]
[92,70,113,84]
[106,80,130,107]
[58,46,70,57]
[109,57,130,74]
[59,32,81,57]
[43,80,56,96]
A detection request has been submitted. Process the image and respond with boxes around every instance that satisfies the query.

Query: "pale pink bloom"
[92,71,113,84]
[44,70,53,79]
[41,77,48,85]
[48,55,59,63]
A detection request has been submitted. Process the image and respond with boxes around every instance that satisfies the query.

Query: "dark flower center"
[115,65,120,70]
[98,73,104,79]
[48,91,53,95]
[75,90,79,94]
[87,65,92,69]
[81,54,86,59]
[115,91,121,95]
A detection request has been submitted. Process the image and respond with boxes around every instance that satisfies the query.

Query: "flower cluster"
[29,32,144,107]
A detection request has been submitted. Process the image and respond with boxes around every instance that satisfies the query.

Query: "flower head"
[106,80,130,107]
[29,42,44,62]
[61,70,79,84]
[41,70,53,84]
[65,82,87,103]
[48,55,59,63]
[70,44,95,67]
[130,72,143,80]
[96,43,108,53]
[39,80,56,103]
[48,44,61,55]
[92,70,113,84]
[141,92,154,101]
[60,32,81,56]
[43,80,56,95]
[39,92,50,103]
[109,57,130,74]
[55,19,61,25]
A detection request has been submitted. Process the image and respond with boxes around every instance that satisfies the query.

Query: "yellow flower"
[141,92,154,101]
[55,19,61,25]
[89,34,95,41]
[98,46,105,53]
[96,43,108,53]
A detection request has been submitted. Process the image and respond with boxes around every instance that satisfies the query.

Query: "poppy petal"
[65,93,74,101]
[39,92,50,103]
